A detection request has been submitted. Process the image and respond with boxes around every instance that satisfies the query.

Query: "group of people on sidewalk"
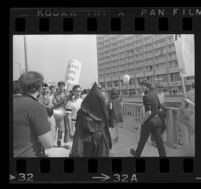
[13,71,195,157]
[13,71,123,157]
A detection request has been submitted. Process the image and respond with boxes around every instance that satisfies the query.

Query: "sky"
[13,35,98,89]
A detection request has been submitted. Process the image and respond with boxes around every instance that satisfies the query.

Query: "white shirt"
[157,92,165,105]
[48,94,54,107]
[66,97,83,120]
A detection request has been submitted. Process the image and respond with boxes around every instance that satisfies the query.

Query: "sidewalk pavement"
[48,126,192,157]
[109,126,192,157]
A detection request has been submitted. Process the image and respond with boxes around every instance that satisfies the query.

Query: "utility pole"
[24,35,28,72]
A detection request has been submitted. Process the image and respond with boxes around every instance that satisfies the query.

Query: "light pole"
[24,35,28,72]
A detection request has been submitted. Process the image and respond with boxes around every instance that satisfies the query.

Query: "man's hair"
[49,85,55,90]
[81,89,88,95]
[18,71,44,94]
[42,83,48,88]
[139,80,152,90]
[155,83,163,89]
[72,85,81,91]
[110,88,119,99]
[58,81,65,87]
[13,80,21,95]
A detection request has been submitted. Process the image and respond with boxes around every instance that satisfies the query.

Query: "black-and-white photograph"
[13,34,195,157]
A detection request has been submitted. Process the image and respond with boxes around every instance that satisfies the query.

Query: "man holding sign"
[65,60,83,140]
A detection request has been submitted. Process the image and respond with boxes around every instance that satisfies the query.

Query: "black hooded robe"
[71,83,112,157]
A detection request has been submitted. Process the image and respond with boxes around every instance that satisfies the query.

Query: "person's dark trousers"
[64,115,70,143]
[160,116,166,134]
[152,126,166,156]
[135,122,166,157]
[151,116,166,141]
[159,106,167,135]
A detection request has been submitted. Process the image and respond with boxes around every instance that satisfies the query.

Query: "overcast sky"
[13,35,98,89]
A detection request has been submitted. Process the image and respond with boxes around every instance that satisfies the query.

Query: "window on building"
[146,65,153,71]
[169,60,178,68]
[171,72,180,82]
[129,78,135,85]
[137,77,144,84]
[107,81,112,87]
[156,74,168,82]
[114,80,119,87]
[146,76,155,83]
[128,89,132,95]
[126,49,134,56]
[186,76,194,80]
[123,90,128,95]
[120,80,123,85]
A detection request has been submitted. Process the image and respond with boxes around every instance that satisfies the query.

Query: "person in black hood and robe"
[70,82,112,157]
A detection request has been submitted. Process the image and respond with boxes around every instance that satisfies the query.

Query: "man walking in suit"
[130,80,166,157]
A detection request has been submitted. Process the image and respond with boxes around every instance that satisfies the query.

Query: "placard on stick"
[65,59,82,90]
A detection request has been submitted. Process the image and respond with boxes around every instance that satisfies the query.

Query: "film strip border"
[10,8,201,33]
[14,16,194,33]
[9,158,200,183]
[10,7,201,183]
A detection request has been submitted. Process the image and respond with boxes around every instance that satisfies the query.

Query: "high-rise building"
[96,34,194,96]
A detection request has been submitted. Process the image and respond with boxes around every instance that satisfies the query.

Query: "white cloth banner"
[65,59,82,85]
[174,34,195,77]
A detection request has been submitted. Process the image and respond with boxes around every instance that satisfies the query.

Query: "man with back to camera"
[150,84,167,146]
[13,71,54,157]
[130,80,166,157]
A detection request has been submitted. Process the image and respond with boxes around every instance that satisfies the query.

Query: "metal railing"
[122,102,180,148]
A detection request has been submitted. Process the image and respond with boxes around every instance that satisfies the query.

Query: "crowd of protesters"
[13,71,124,157]
[13,71,194,157]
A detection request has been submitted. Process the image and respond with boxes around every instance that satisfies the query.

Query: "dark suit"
[135,91,166,157]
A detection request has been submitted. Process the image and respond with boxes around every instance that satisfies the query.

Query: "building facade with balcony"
[96,35,194,97]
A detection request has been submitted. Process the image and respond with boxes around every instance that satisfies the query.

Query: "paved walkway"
[46,125,193,157]
[109,126,193,157]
